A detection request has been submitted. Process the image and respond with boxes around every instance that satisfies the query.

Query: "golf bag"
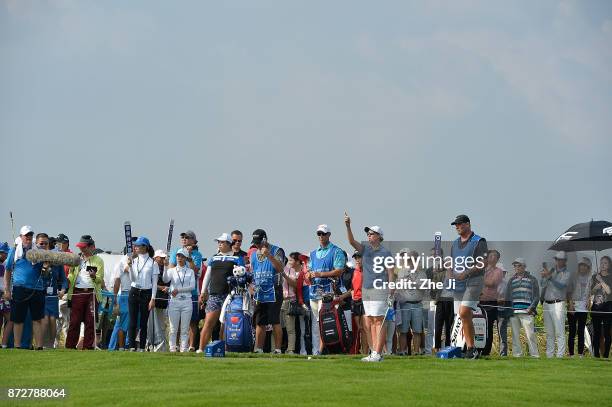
[224,270,254,352]
[224,294,254,352]
[450,304,487,351]
[319,294,352,354]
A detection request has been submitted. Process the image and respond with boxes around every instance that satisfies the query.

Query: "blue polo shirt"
[5,246,44,291]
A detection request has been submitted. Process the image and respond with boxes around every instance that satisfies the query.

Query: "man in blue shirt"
[4,226,46,349]
[307,224,346,355]
[250,229,286,354]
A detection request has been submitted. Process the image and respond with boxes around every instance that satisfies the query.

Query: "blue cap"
[0,242,9,253]
[133,237,151,246]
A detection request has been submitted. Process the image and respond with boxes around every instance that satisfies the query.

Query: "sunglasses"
[233,239,242,243]
[316,232,328,236]
[367,232,377,236]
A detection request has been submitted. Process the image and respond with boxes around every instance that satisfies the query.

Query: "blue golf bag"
[224,294,254,352]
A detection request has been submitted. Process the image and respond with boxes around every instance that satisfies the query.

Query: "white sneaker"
[273,349,282,354]
[196,349,203,354]
[137,349,144,353]
[362,352,382,362]
[170,348,177,353]
[253,348,264,354]
[312,350,321,356]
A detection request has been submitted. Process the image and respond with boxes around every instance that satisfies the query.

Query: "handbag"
[288,300,303,316]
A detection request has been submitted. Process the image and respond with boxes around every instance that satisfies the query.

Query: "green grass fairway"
[1,350,610,406]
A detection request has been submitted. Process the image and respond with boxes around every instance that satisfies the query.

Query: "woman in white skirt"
[163,248,195,352]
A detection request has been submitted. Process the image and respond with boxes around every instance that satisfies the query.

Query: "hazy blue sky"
[1,0,611,254]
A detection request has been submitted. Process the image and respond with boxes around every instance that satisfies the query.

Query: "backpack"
[319,295,352,354]
[224,295,253,352]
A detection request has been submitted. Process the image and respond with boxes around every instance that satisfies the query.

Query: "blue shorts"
[44,295,59,318]
[117,293,130,332]
[399,302,423,334]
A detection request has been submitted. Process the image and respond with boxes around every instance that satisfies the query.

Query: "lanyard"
[135,257,151,284]
[177,266,187,288]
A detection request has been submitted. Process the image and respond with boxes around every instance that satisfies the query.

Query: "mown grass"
[0,350,610,407]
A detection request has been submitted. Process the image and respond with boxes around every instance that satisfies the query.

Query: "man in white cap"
[4,226,46,349]
[344,213,395,362]
[541,251,571,358]
[506,258,540,357]
[306,224,346,355]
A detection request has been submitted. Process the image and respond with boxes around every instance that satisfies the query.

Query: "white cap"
[364,225,384,237]
[176,248,190,258]
[316,224,330,234]
[214,233,232,243]
[20,225,34,236]
[154,249,167,258]
[512,258,526,266]
[554,251,567,260]
[398,247,410,255]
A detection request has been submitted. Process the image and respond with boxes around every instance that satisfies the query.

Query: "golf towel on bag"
[319,297,352,354]
[224,295,254,352]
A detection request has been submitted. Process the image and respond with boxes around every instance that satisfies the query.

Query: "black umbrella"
[549,220,612,252]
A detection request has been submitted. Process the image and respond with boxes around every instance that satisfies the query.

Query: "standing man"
[479,249,503,356]
[541,251,571,358]
[344,213,395,362]
[307,224,346,355]
[507,258,540,357]
[40,234,67,348]
[450,215,488,359]
[112,251,132,351]
[250,229,286,354]
[66,235,105,350]
[4,226,46,349]
[231,230,249,265]
[169,230,202,351]
[0,242,13,348]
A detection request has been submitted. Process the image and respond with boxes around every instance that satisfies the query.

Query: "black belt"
[405,300,421,304]
[130,287,152,293]
[545,299,563,304]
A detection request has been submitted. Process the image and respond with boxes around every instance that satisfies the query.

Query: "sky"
[1,0,611,255]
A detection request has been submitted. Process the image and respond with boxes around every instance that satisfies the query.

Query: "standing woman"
[124,237,159,352]
[350,251,369,354]
[164,249,195,352]
[590,255,612,358]
[280,252,300,354]
[197,233,245,352]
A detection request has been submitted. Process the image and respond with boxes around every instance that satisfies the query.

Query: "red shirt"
[352,266,363,300]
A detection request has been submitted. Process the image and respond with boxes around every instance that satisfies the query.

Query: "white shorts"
[363,300,387,317]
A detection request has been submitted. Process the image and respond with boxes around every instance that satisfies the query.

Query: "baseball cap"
[214,233,232,243]
[56,233,69,243]
[0,242,10,253]
[20,225,34,236]
[578,257,592,267]
[154,249,167,258]
[180,230,197,241]
[316,224,330,234]
[251,229,267,244]
[176,248,190,258]
[352,251,362,258]
[364,225,384,237]
[75,235,95,248]
[554,251,567,260]
[133,236,151,246]
[512,258,526,266]
[451,215,470,225]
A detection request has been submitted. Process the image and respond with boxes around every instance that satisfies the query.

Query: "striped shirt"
[506,272,540,314]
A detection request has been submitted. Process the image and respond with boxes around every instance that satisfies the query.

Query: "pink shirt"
[481,266,503,301]
[282,265,299,299]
